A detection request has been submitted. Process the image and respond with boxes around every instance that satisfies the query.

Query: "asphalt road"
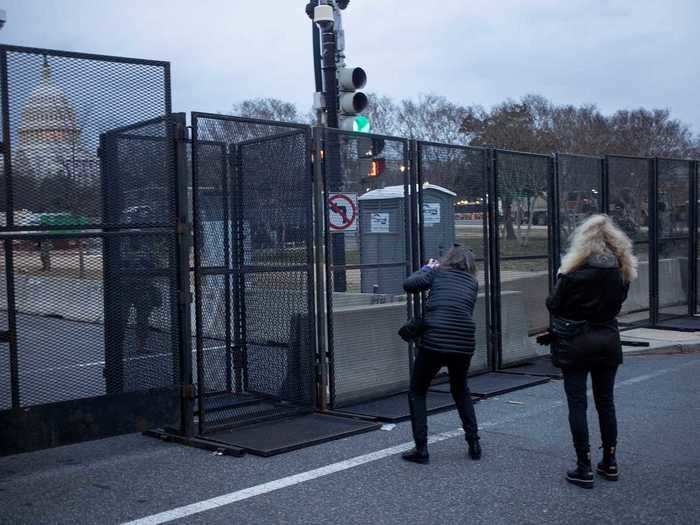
[1,353,698,525]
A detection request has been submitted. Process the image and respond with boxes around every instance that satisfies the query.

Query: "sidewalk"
[621,327,700,355]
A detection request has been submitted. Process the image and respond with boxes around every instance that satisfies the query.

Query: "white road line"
[121,358,699,525]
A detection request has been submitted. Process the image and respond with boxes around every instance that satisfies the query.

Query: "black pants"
[562,365,618,451]
[408,349,478,448]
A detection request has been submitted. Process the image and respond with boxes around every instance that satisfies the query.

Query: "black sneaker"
[402,447,429,464]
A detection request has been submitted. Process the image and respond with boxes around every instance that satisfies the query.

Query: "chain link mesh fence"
[319,128,412,407]
[656,159,692,320]
[697,162,700,314]
[416,143,490,373]
[607,156,651,323]
[556,154,602,258]
[192,115,315,431]
[494,150,553,367]
[2,48,169,231]
[0,241,11,410]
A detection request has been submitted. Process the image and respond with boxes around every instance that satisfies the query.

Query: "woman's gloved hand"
[536,331,553,346]
[421,258,440,272]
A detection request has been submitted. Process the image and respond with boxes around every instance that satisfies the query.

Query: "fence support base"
[143,428,246,457]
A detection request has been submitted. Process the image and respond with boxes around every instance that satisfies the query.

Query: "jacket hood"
[586,251,619,269]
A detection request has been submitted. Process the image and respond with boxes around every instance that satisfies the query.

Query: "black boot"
[466,437,482,460]
[597,445,619,481]
[566,448,594,489]
[402,444,429,464]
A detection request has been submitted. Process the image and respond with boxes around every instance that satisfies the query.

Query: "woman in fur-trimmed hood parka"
[543,214,637,489]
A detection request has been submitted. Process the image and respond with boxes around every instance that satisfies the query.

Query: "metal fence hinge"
[180,384,195,400]
[176,222,190,235]
[175,123,190,141]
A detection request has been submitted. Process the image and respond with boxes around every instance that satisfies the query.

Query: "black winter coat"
[403,268,478,356]
[546,254,629,369]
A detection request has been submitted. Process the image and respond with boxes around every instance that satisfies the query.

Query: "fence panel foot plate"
[201,414,380,457]
[500,356,563,379]
[334,391,473,422]
[462,372,550,397]
[654,316,700,332]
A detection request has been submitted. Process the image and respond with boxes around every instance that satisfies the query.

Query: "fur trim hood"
[559,214,638,283]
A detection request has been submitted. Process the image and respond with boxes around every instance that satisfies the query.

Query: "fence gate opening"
[189,116,378,454]
[191,115,316,431]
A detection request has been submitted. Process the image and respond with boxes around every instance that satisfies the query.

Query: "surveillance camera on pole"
[0,9,7,30]
[313,4,334,27]
[314,4,339,128]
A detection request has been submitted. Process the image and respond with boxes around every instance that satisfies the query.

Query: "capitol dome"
[18,57,80,146]
[13,56,97,181]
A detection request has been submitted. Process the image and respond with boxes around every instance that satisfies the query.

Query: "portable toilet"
[357,185,406,294]
[358,183,456,294]
[420,183,457,262]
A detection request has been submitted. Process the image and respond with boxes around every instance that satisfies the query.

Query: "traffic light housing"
[337,66,368,131]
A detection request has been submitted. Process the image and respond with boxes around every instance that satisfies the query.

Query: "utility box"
[358,184,455,294]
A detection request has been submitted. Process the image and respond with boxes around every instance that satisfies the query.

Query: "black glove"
[536,331,553,346]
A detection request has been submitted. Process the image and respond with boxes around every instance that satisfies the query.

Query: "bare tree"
[462,94,696,158]
[395,94,469,144]
[224,94,698,161]
[607,108,695,157]
[363,92,400,136]
[230,98,302,123]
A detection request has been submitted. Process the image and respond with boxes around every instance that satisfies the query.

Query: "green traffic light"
[353,115,371,133]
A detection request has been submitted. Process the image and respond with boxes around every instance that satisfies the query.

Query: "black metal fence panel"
[0,46,180,456]
[416,142,490,373]
[556,154,603,264]
[0,46,170,232]
[0,241,11,410]
[606,155,652,324]
[697,161,700,314]
[318,128,412,407]
[192,115,316,431]
[656,159,692,320]
[493,150,553,367]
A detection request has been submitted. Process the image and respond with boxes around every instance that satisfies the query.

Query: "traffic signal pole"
[319,18,339,128]
[314,3,347,291]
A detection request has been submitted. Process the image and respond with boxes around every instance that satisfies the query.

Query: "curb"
[624,342,700,357]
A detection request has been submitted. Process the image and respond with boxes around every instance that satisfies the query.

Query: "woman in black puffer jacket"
[401,246,480,464]
[543,214,637,489]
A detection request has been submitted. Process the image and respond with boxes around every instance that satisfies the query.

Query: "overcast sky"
[2,0,699,132]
